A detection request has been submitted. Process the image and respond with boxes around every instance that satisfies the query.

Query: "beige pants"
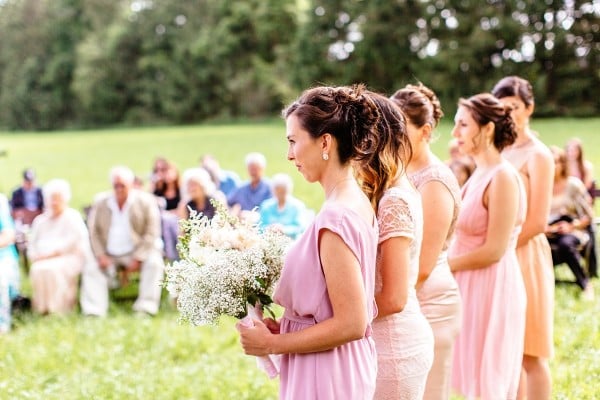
[80,251,164,316]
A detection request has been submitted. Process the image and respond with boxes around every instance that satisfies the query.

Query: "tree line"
[0,0,597,131]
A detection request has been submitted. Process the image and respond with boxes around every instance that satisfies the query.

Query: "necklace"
[325,177,355,198]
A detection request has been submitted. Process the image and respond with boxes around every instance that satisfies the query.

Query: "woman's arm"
[517,150,555,247]
[416,180,455,288]
[583,161,594,191]
[0,227,15,248]
[375,236,411,317]
[238,229,369,356]
[450,168,520,272]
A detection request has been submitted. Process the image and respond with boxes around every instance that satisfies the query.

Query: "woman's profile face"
[451,106,483,156]
[498,95,532,130]
[565,141,580,160]
[286,114,324,183]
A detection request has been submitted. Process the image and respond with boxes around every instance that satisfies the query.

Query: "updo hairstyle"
[358,92,412,210]
[390,83,444,130]
[283,84,380,165]
[491,76,534,106]
[458,93,517,152]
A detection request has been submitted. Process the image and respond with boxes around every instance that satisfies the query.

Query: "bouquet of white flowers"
[164,201,290,377]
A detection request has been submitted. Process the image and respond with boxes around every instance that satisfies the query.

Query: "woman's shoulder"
[410,161,460,194]
[381,180,420,206]
[529,136,553,159]
[318,201,374,230]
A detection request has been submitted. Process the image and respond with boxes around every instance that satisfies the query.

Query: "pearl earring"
[322,153,329,161]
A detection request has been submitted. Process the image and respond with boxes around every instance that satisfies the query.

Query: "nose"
[451,125,459,138]
[287,145,294,161]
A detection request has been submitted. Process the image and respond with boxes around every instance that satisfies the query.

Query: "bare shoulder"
[491,163,520,191]
[529,137,553,163]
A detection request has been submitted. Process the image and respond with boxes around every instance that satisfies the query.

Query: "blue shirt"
[227,179,272,211]
[219,170,241,197]
[23,188,40,211]
[258,196,307,240]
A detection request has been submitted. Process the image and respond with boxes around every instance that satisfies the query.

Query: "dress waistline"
[282,311,372,338]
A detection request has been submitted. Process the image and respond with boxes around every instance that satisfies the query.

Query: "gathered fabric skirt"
[417,254,462,400]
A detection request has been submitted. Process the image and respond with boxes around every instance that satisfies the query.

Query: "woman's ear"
[321,133,332,153]
[422,124,433,142]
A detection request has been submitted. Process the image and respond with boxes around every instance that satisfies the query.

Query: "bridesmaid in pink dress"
[357,93,434,399]
[493,76,554,399]
[392,84,462,400]
[448,94,527,399]
[238,85,380,400]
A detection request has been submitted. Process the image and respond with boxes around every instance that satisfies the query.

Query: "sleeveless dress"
[503,137,555,358]
[409,163,462,400]
[273,203,378,400]
[449,161,527,399]
[372,180,434,400]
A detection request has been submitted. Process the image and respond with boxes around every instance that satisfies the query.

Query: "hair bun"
[390,82,443,128]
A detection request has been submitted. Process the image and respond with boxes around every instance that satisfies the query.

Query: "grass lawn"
[0,118,599,399]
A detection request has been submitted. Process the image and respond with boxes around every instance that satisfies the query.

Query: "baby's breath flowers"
[164,201,290,326]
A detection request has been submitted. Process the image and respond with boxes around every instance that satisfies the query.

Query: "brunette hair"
[458,93,517,152]
[565,138,585,180]
[283,84,380,166]
[358,92,412,210]
[491,76,534,107]
[154,161,180,196]
[390,82,444,129]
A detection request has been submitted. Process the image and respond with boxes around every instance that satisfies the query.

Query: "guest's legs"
[133,251,164,315]
[522,355,551,400]
[80,258,109,316]
[555,234,589,290]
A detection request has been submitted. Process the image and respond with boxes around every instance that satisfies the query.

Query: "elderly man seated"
[80,166,165,316]
[227,152,272,221]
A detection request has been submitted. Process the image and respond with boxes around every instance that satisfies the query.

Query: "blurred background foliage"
[0,0,598,131]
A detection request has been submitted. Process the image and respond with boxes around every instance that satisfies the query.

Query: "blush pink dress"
[503,137,555,358]
[372,179,434,400]
[449,161,527,399]
[409,162,462,400]
[273,203,378,400]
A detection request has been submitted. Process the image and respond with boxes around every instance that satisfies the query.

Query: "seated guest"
[565,138,595,201]
[28,179,93,315]
[227,152,272,219]
[0,194,19,333]
[448,159,474,187]
[258,173,307,240]
[80,166,165,316]
[546,146,594,300]
[153,161,181,212]
[10,168,44,225]
[149,157,169,193]
[178,167,219,220]
[201,154,241,197]
[446,139,475,183]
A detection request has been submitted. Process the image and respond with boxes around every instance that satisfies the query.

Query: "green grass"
[0,118,599,399]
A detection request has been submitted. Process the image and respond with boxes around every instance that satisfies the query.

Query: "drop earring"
[322,153,329,161]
